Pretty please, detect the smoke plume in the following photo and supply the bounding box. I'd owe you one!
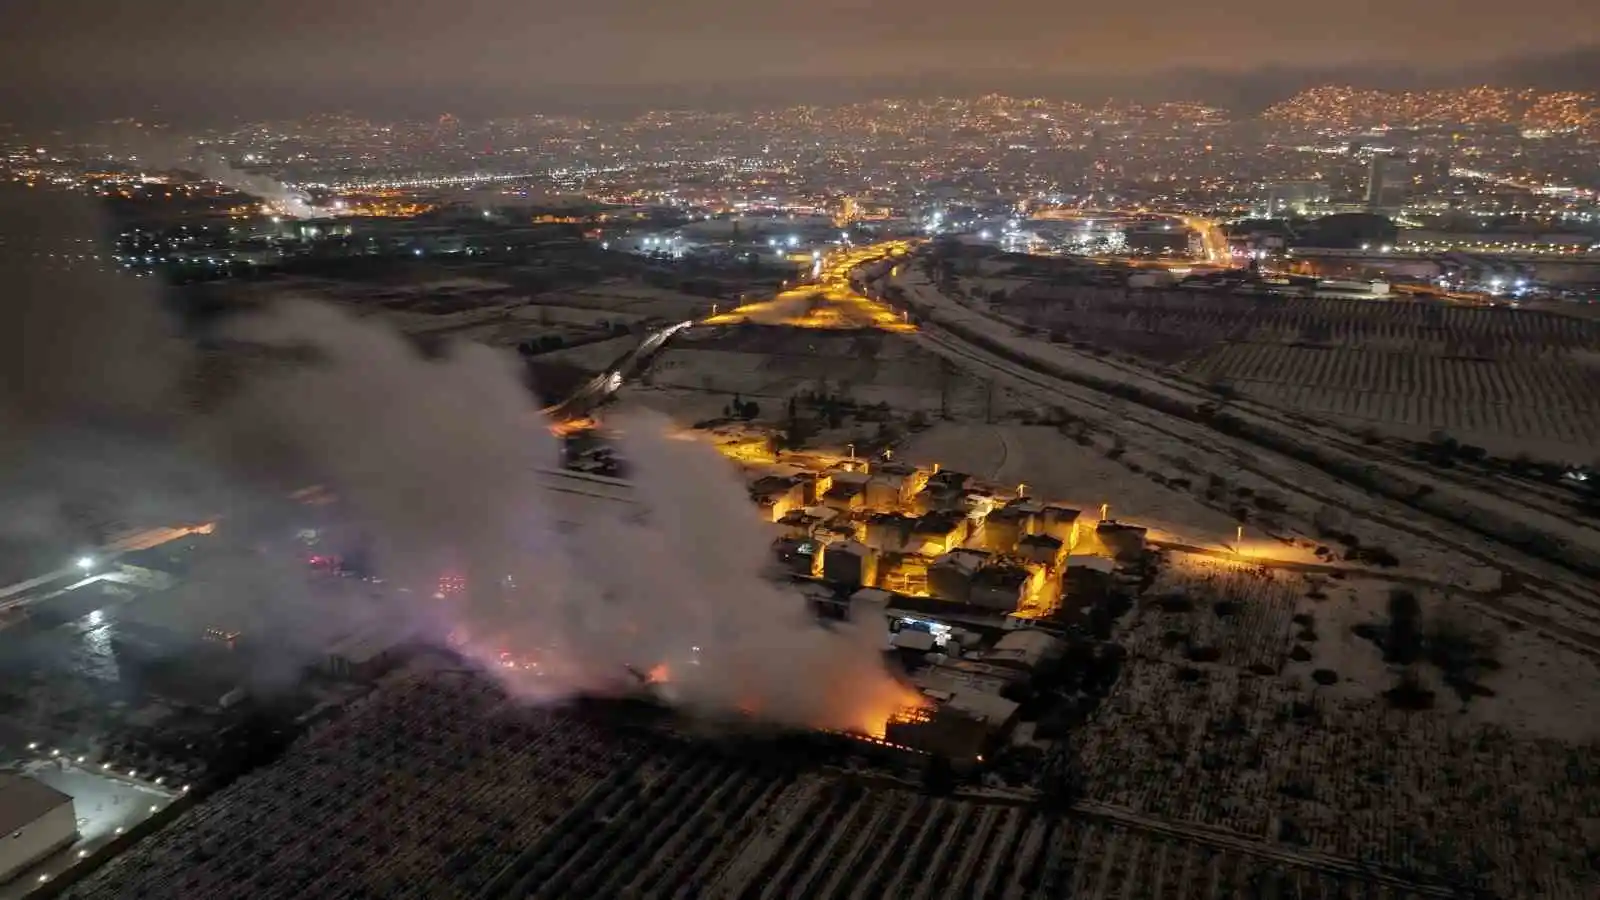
[194,152,325,219]
[0,185,914,734]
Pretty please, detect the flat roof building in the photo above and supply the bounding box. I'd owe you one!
[0,774,76,884]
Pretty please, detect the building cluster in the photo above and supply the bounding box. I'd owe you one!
[748,454,1146,623]
[11,86,1596,302]
[732,449,1154,760]
[1262,86,1600,133]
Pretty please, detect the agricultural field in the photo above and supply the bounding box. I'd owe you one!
[67,666,1458,900]
[1183,346,1600,457]
[900,422,1243,545]
[990,285,1600,458]
[210,266,722,356]
[1075,555,1600,898]
[481,763,1435,900]
[64,671,649,900]
[633,326,1019,422]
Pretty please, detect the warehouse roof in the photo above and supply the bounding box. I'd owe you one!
[0,773,72,837]
[986,630,1065,672]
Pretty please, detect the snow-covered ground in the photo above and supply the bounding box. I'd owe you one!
[901,423,1240,545]
[1094,554,1600,896]
[893,267,1600,628]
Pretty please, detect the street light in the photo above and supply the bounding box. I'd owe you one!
[847,443,855,459]
[76,556,95,572]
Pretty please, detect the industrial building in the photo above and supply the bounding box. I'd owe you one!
[0,774,76,883]
[1260,181,1331,217]
[1365,153,1410,212]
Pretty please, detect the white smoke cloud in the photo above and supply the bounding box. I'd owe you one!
[0,185,914,735]
[214,304,915,731]
[194,152,325,219]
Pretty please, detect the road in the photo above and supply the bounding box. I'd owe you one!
[703,241,917,331]
[542,319,693,429]
[546,241,919,432]
[1177,213,1232,267]
[1027,208,1234,269]
[882,263,1600,658]
[0,524,216,614]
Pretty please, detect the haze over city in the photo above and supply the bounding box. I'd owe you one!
[3,2,1600,119]
[1,4,1598,899]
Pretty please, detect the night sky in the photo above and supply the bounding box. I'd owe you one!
[3,1,1595,119]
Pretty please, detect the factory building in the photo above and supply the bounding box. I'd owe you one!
[978,506,1032,554]
[926,549,992,604]
[889,659,1023,761]
[749,475,805,522]
[821,540,878,588]
[1095,521,1149,562]
[1365,154,1410,212]
[0,775,76,884]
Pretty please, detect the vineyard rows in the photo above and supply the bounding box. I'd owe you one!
[1183,345,1600,447]
[64,667,1448,900]
[487,760,1439,900]
[66,674,648,900]
[1136,564,1303,671]
[1076,573,1600,899]
[1008,287,1600,356]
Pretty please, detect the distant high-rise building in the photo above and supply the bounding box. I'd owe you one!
[1260,181,1330,217]
[1365,153,1409,211]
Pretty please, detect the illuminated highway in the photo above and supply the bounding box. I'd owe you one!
[1028,207,1234,269]
[703,241,918,332]
[1178,213,1233,267]
[544,241,919,432]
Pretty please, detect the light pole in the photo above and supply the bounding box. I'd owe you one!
[847,443,855,460]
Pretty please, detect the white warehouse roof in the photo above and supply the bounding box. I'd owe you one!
[0,774,72,838]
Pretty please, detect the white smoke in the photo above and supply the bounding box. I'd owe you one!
[213,303,914,731]
[195,152,325,219]
[0,185,913,734]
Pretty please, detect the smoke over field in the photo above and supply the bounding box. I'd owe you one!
[0,185,914,734]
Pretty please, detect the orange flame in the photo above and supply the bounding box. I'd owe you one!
[844,682,932,739]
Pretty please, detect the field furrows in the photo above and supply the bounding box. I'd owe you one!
[66,671,1484,900]
[1185,344,1600,448]
[1008,288,1600,355]
[913,314,1600,657]
[1072,648,1600,898]
[67,675,648,900]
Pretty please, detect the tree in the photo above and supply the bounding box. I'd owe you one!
[1037,761,1083,814]
[922,755,957,795]
[740,400,760,420]
[1385,588,1423,664]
